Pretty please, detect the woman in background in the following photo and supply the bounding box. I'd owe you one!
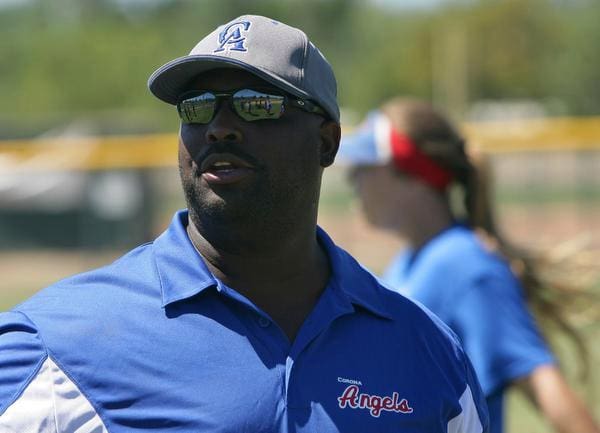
[337,97,599,433]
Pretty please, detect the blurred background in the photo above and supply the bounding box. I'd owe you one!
[1,0,599,430]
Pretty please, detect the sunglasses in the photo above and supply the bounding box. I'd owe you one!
[176,88,326,124]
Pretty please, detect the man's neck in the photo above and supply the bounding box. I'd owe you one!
[186,218,331,342]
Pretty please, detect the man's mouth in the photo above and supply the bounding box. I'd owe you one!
[199,153,255,185]
[208,161,237,172]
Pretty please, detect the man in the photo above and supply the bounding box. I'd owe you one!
[0,15,489,432]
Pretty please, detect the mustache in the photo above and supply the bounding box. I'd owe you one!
[193,142,262,169]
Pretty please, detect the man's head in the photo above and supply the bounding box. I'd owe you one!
[148,16,340,246]
[149,15,339,123]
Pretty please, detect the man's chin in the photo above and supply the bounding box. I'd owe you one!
[188,193,255,225]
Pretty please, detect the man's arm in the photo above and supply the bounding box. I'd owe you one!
[0,310,54,431]
[517,364,600,433]
[0,310,108,432]
[456,350,490,433]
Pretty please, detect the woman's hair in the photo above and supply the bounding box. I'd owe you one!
[381,97,592,379]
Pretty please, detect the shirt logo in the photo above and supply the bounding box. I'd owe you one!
[338,376,363,386]
[214,21,251,53]
[337,385,413,418]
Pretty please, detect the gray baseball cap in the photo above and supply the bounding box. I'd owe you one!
[148,15,339,123]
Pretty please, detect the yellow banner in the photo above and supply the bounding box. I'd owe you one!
[1,116,600,171]
[0,133,177,172]
[463,116,600,153]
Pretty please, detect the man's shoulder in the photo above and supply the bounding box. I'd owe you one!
[9,241,161,349]
[0,310,111,430]
[17,241,157,311]
[337,251,486,417]
[0,241,163,412]
[335,245,463,350]
[377,277,463,347]
[0,310,47,416]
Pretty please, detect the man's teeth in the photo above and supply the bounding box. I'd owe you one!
[212,162,233,169]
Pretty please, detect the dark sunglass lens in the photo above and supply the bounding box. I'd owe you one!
[232,89,284,121]
[177,93,217,124]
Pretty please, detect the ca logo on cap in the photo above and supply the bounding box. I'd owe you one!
[214,21,251,53]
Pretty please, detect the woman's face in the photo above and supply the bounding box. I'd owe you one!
[348,164,424,233]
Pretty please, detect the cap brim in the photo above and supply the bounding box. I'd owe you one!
[148,55,312,105]
[336,113,388,166]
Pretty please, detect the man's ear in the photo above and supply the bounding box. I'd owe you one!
[319,120,341,167]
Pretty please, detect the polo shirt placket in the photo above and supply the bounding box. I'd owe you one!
[209,270,359,413]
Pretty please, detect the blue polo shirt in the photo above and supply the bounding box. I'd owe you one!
[0,211,488,432]
[383,224,554,433]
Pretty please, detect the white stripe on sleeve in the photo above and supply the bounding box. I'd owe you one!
[447,384,484,433]
[0,356,108,433]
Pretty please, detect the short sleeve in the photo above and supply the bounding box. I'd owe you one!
[420,308,490,433]
[0,310,48,415]
[450,272,555,395]
[0,310,109,432]
[448,351,490,433]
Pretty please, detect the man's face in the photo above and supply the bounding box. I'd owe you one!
[178,68,336,233]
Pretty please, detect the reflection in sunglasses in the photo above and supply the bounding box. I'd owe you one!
[177,88,324,124]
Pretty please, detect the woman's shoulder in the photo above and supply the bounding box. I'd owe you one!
[425,225,509,273]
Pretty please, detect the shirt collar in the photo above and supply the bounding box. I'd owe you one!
[153,210,218,307]
[154,210,393,320]
[316,226,394,320]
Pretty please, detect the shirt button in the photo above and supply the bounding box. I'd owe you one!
[257,316,271,328]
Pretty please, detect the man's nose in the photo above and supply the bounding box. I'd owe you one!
[205,102,243,143]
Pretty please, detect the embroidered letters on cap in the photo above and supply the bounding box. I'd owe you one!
[214,21,251,53]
